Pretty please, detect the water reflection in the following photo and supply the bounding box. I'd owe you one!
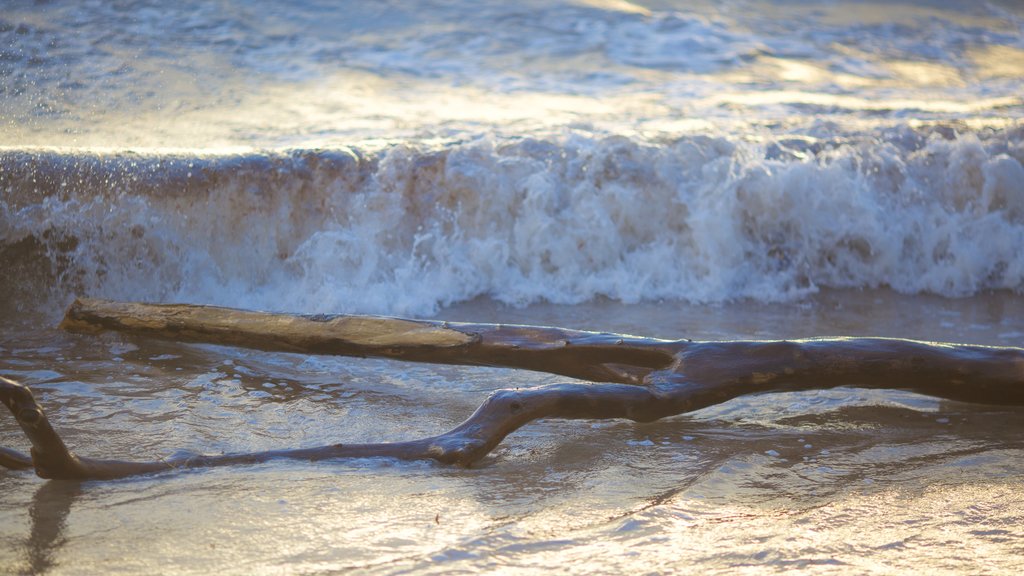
[25,481,81,575]
[3,291,1024,573]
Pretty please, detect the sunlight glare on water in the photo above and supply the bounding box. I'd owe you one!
[1,0,1023,573]
[3,293,1024,573]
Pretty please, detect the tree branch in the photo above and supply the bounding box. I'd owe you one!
[1,375,690,480]
[0,298,1021,481]
[61,298,678,384]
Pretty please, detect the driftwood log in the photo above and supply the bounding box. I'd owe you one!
[2,297,1023,481]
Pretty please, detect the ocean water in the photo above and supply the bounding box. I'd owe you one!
[2,0,1024,573]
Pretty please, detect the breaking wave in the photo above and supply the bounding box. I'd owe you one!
[3,123,1024,317]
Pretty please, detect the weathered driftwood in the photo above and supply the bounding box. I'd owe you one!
[2,297,1023,481]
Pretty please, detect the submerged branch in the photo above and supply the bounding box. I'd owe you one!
[0,298,1021,481]
[1,376,686,480]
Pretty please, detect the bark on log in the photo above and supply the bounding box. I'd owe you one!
[59,298,678,385]
[0,297,1021,481]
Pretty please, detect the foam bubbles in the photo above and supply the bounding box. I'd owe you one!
[2,125,1023,316]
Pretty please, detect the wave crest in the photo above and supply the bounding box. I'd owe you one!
[2,125,1023,316]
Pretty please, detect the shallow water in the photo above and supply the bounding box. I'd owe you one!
[2,290,1024,574]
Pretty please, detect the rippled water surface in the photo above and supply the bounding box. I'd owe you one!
[2,291,1024,574]
[2,0,1024,572]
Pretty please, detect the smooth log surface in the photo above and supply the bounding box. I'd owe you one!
[61,298,679,385]
[0,298,1020,480]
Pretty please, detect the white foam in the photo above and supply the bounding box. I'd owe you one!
[3,126,1023,316]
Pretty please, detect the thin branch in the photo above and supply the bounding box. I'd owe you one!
[1,375,687,480]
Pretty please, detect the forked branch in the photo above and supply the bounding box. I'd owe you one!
[0,298,1022,481]
[1,376,690,480]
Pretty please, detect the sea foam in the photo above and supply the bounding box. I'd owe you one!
[2,124,1023,316]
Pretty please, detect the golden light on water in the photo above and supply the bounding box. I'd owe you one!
[710,91,1021,115]
[2,0,1023,573]
[488,482,1024,573]
[970,45,1024,80]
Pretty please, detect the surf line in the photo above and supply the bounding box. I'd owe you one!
[2,297,1022,481]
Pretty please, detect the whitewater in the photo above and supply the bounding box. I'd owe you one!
[2,1,1024,574]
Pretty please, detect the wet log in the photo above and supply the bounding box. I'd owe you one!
[59,298,678,385]
[0,298,1021,480]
